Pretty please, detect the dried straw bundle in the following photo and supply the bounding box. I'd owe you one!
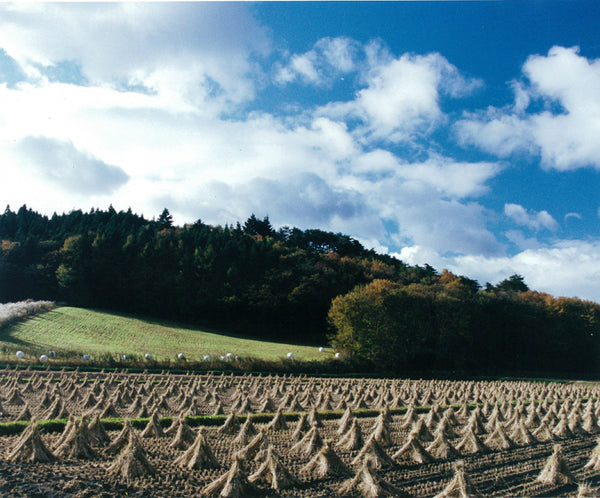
[54,415,77,450]
[106,419,136,455]
[338,456,404,497]
[551,414,575,440]
[409,418,434,443]
[54,418,97,459]
[266,408,288,431]
[455,426,488,455]
[392,432,433,464]
[233,416,258,445]
[218,413,241,435]
[483,424,514,451]
[107,433,155,484]
[434,460,480,498]
[201,455,260,497]
[6,417,55,463]
[400,404,419,429]
[307,406,324,428]
[370,414,393,447]
[582,410,599,434]
[336,417,364,451]
[291,426,324,457]
[584,438,600,471]
[248,445,300,490]
[532,420,556,442]
[87,412,111,446]
[140,409,165,438]
[351,433,396,470]
[169,416,196,450]
[426,432,460,461]
[509,419,537,446]
[301,440,351,479]
[577,482,597,497]
[42,397,69,420]
[291,412,311,441]
[434,415,458,439]
[537,444,576,485]
[14,401,32,422]
[337,407,354,434]
[6,387,25,406]
[175,428,219,470]
[234,429,266,461]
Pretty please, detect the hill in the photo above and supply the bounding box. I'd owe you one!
[0,306,332,363]
[1,205,599,377]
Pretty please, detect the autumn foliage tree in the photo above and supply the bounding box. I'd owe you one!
[329,273,600,376]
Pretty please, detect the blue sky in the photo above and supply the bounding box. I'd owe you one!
[1,2,600,301]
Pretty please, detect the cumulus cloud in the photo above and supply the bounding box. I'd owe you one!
[456,46,600,171]
[504,203,559,231]
[318,51,482,144]
[17,136,129,195]
[0,3,270,108]
[274,37,360,86]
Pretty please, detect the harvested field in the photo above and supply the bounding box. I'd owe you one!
[0,368,600,496]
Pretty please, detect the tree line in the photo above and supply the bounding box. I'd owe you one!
[328,273,600,377]
[1,205,598,377]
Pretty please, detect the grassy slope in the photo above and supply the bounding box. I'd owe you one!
[0,307,332,362]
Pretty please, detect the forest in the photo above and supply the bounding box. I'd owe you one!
[0,204,598,377]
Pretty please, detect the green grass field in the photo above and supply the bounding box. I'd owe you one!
[0,306,333,363]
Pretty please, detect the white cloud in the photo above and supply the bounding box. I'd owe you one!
[456,46,600,171]
[274,37,359,86]
[504,203,559,231]
[343,168,502,257]
[394,156,500,198]
[317,37,358,73]
[455,111,535,157]
[318,52,481,144]
[0,3,270,109]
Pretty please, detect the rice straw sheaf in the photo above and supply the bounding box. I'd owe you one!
[248,445,300,490]
[6,417,55,463]
[54,418,97,459]
[107,432,156,484]
[301,440,351,479]
[201,454,260,497]
[434,460,481,498]
[338,455,405,497]
[537,444,577,485]
[175,427,220,470]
